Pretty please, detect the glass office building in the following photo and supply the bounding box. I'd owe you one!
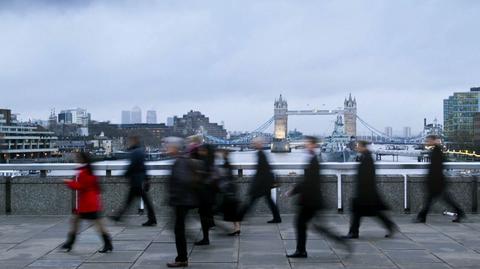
[443,87,480,144]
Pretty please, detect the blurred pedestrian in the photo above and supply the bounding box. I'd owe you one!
[415,135,465,223]
[61,152,113,253]
[344,140,397,239]
[217,149,241,236]
[189,139,217,246]
[238,137,282,223]
[286,136,347,258]
[165,137,199,268]
[110,135,157,226]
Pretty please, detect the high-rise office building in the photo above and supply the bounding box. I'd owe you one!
[58,108,90,126]
[474,112,480,147]
[385,126,393,137]
[403,127,411,138]
[146,110,157,124]
[0,109,12,125]
[444,87,480,144]
[131,106,142,124]
[121,110,131,124]
[166,117,174,127]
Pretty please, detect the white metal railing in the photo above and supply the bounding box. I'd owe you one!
[0,162,479,171]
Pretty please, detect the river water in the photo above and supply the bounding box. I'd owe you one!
[44,147,423,177]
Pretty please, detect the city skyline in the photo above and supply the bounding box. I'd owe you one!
[1,1,479,134]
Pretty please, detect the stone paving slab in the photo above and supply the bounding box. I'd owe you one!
[0,214,480,268]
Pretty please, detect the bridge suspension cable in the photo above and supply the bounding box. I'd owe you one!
[203,116,274,145]
[356,115,424,143]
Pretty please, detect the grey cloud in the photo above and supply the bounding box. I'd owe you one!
[0,1,479,135]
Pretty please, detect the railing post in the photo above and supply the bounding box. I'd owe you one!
[40,170,47,178]
[106,170,112,177]
[337,172,342,213]
[403,174,410,213]
[5,176,11,215]
[472,176,478,213]
[139,199,145,214]
[238,169,243,177]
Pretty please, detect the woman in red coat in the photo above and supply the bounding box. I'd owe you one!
[61,152,113,253]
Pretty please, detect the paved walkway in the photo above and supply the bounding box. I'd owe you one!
[1,214,480,268]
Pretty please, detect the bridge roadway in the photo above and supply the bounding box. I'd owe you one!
[1,214,480,268]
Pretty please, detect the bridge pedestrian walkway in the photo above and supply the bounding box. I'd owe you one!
[0,214,480,268]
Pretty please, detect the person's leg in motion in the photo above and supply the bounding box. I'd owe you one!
[62,215,81,252]
[416,193,435,223]
[112,187,137,221]
[265,193,281,223]
[376,211,398,238]
[346,210,361,239]
[140,189,157,226]
[167,206,189,268]
[442,191,466,222]
[195,206,210,245]
[93,218,113,253]
[238,196,257,222]
[288,207,315,257]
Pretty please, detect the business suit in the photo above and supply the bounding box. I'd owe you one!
[416,145,465,222]
[239,150,281,222]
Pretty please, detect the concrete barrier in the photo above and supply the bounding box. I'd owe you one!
[2,175,478,215]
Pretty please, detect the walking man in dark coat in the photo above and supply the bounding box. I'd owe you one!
[344,140,397,239]
[415,135,465,223]
[287,136,347,258]
[111,136,157,226]
[164,137,199,268]
[239,137,282,223]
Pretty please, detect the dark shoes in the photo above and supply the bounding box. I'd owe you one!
[61,233,76,252]
[99,233,113,253]
[267,219,282,224]
[286,251,308,258]
[99,244,113,253]
[452,213,466,223]
[142,220,157,227]
[167,261,188,268]
[413,216,426,223]
[194,239,210,246]
[228,230,241,236]
[61,243,73,252]
[109,216,121,222]
[342,233,359,239]
[385,225,400,238]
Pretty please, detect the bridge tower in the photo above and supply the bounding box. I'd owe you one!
[344,93,357,137]
[271,94,290,152]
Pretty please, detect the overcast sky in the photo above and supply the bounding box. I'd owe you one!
[1,0,479,136]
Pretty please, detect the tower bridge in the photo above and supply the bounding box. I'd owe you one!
[271,94,357,152]
[202,94,424,148]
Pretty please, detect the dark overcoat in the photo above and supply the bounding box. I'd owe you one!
[353,151,388,214]
[426,145,446,195]
[248,150,275,198]
[291,154,323,209]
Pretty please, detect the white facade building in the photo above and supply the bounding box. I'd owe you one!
[58,108,90,126]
